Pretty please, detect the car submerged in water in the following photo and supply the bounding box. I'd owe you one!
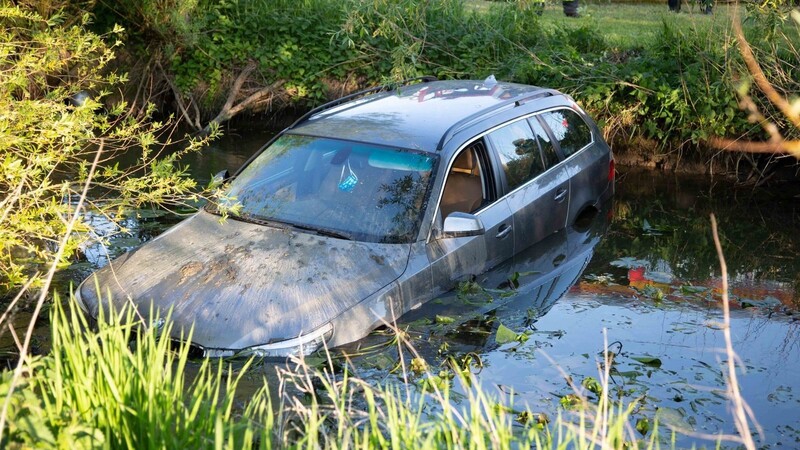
[76,77,614,357]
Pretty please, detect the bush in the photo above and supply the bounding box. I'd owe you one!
[0,5,215,296]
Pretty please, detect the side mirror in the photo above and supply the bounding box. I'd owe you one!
[441,212,485,238]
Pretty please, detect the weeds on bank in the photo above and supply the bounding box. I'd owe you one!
[0,294,270,448]
[0,291,652,449]
[2,289,757,449]
[0,210,758,449]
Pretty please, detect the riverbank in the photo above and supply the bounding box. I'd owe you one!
[92,0,799,178]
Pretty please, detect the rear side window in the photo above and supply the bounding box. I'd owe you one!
[486,120,547,191]
[540,109,592,157]
[528,117,559,167]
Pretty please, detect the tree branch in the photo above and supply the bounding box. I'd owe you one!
[708,136,800,158]
[201,62,285,136]
[156,60,202,131]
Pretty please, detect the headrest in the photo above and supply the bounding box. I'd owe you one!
[451,149,478,175]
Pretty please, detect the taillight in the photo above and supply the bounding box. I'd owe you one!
[608,158,615,182]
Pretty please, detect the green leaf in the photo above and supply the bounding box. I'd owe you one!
[635,417,651,436]
[495,324,518,345]
[631,355,663,368]
[435,315,455,325]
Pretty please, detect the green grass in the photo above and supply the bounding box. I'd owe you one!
[1,295,675,449]
[467,1,738,48]
[1,296,272,449]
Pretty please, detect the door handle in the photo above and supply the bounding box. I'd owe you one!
[554,188,568,203]
[496,224,512,239]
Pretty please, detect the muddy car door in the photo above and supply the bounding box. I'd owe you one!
[427,138,515,297]
[486,116,570,255]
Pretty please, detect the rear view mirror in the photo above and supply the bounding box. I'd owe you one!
[442,212,485,238]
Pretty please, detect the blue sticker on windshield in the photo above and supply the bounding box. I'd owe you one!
[338,162,358,192]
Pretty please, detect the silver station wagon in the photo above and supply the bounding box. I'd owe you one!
[77,77,615,357]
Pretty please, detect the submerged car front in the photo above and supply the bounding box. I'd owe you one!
[77,134,438,357]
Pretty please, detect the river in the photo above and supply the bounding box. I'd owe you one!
[5,127,799,447]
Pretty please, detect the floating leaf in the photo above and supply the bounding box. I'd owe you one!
[679,284,708,295]
[133,208,168,219]
[614,370,643,379]
[581,376,603,396]
[303,356,327,368]
[631,356,663,368]
[495,324,518,345]
[739,296,782,309]
[435,315,455,325]
[646,271,673,284]
[610,257,648,269]
[655,406,693,431]
[559,394,582,410]
[636,417,651,436]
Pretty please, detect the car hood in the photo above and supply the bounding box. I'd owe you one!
[78,210,411,350]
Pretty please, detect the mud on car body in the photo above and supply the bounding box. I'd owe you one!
[77,77,614,357]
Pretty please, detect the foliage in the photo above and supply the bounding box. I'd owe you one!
[0,4,216,295]
[1,295,271,449]
[337,0,549,81]
[92,0,800,163]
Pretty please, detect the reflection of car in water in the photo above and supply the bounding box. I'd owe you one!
[76,77,614,358]
[394,204,611,350]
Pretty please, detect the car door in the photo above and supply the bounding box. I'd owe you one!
[485,116,570,255]
[426,138,515,296]
[538,108,607,224]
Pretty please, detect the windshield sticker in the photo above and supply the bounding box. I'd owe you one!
[338,160,358,192]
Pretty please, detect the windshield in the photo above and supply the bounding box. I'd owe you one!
[217,134,437,243]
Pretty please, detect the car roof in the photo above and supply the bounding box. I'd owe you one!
[289,79,561,153]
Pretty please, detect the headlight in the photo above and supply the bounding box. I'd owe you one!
[203,323,334,358]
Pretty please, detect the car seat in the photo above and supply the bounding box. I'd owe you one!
[440,149,483,219]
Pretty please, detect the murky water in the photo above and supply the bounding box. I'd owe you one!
[5,127,800,447]
[332,168,800,448]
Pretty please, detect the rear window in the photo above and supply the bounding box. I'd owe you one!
[540,109,592,157]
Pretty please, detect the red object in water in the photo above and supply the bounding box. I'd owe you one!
[628,267,646,282]
[608,158,615,182]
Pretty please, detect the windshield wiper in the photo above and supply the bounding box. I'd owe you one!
[289,224,353,241]
[229,213,289,230]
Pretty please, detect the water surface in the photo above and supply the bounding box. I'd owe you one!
[5,128,800,447]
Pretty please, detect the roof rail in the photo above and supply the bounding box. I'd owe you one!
[288,76,438,129]
[436,88,559,151]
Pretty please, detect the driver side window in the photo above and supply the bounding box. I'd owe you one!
[439,140,492,219]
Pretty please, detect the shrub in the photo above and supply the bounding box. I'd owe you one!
[0,4,215,296]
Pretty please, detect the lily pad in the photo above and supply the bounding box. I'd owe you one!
[495,324,518,345]
[655,406,693,431]
[133,209,168,220]
[739,296,782,309]
[631,356,663,368]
